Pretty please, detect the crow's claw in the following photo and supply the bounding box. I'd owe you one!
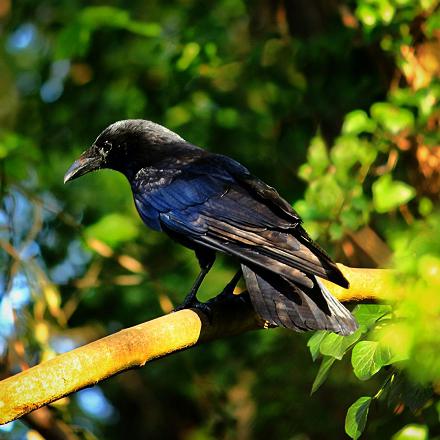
[173,299,213,322]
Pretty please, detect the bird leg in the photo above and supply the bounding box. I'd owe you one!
[174,257,215,311]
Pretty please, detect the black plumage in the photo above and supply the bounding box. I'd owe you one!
[64,119,358,335]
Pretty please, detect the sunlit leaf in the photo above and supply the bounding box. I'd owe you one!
[307,330,327,361]
[342,110,376,135]
[377,323,411,366]
[420,0,438,9]
[345,396,372,440]
[372,174,416,213]
[176,42,201,71]
[418,197,433,216]
[352,304,392,330]
[417,254,440,285]
[307,136,329,176]
[297,164,313,182]
[392,424,428,440]
[85,213,139,247]
[356,4,378,28]
[307,175,344,217]
[319,329,362,360]
[330,135,376,173]
[377,1,395,24]
[351,340,393,380]
[370,103,414,134]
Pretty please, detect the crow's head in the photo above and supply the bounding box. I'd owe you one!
[64,119,186,183]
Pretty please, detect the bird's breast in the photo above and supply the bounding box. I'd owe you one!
[132,192,163,232]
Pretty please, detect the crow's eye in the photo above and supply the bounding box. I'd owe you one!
[103,140,112,148]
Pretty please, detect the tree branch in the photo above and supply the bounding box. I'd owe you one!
[0,264,392,425]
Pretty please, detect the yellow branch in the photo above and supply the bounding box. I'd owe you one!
[0,265,392,425]
[322,264,394,302]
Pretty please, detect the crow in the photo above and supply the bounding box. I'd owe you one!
[64,119,358,335]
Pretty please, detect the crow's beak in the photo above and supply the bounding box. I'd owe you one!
[64,153,103,184]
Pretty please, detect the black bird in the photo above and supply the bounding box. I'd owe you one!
[64,120,358,335]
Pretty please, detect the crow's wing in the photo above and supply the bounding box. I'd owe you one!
[133,158,357,334]
[132,156,348,289]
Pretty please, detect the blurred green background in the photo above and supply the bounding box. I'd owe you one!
[1,0,439,439]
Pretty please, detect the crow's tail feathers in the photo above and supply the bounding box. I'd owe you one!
[241,264,358,335]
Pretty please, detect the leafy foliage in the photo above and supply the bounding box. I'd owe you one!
[0,0,439,438]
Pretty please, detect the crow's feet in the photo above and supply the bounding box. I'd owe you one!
[173,299,213,322]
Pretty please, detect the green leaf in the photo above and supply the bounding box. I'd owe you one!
[340,209,362,231]
[377,1,395,24]
[392,424,428,440]
[307,136,329,175]
[307,331,327,361]
[311,356,336,394]
[356,4,378,28]
[372,174,416,213]
[176,42,201,71]
[55,7,161,58]
[166,105,192,127]
[216,108,239,128]
[125,21,162,37]
[352,305,392,330]
[307,175,344,217]
[425,10,440,37]
[345,396,372,440]
[292,199,318,220]
[351,341,393,380]
[417,254,440,284]
[370,102,414,134]
[329,222,344,240]
[420,0,438,9]
[79,6,161,37]
[418,197,433,216]
[81,6,131,28]
[297,164,313,182]
[0,131,35,159]
[85,213,139,247]
[330,136,376,174]
[342,110,376,135]
[319,329,362,360]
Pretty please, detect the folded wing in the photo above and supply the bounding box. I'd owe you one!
[133,155,357,334]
